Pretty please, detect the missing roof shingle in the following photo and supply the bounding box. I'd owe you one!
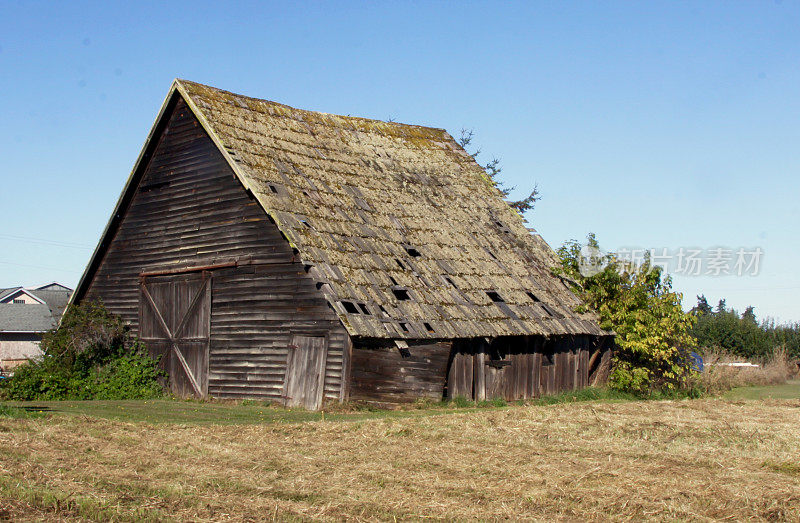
[399,322,409,332]
[393,288,411,301]
[486,291,504,303]
[341,301,360,314]
[395,259,406,270]
[357,303,371,315]
[301,220,312,228]
[444,276,458,289]
[423,322,435,333]
[540,304,558,317]
[378,305,389,316]
[405,246,421,257]
[526,291,541,302]
[388,276,398,286]
[268,184,278,193]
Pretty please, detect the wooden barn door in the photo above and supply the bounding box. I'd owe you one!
[139,272,211,399]
[284,335,327,410]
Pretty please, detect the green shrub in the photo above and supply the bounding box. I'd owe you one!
[0,302,165,401]
[556,234,698,396]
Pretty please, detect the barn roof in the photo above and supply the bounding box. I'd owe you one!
[75,79,606,340]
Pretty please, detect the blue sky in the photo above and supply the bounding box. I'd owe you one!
[1,1,798,322]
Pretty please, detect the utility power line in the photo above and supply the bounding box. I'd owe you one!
[0,234,93,250]
[0,261,82,274]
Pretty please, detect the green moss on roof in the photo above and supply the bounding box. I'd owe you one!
[175,79,606,340]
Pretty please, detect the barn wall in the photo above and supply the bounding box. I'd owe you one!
[349,341,452,403]
[347,335,608,405]
[447,335,601,401]
[82,96,347,402]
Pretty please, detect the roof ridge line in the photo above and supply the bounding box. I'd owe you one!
[174,78,450,135]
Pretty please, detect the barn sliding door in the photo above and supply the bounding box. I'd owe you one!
[139,272,211,399]
[284,335,327,410]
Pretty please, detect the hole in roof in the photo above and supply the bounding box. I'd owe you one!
[301,220,312,228]
[444,276,458,289]
[393,289,411,301]
[424,322,435,333]
[303,264,313,273]
[389,276,398,286]
[396,259,406,270]
[341,301,360,314]
[398,347,411,358]
[486,291,504,303]
[541,304,557,317]
[269,185,278,193]
[526,291,541,302]
[358,303,371,315]
[302,191,310,196]
[405,246,421,257]
[399,322,409,332]
[378,305,389,316]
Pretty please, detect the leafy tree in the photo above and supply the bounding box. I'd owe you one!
[0,301,164,400]
[458,129,540,214]
[556,234,698,395]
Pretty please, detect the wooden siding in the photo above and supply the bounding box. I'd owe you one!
[447,335,599,401]
[349,341,452,403]
[82,95,347,403]
[348,335,606,405]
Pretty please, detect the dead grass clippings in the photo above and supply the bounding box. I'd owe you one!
[0,397,798,521]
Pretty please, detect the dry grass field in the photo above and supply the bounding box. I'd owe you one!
[1,390,799,521]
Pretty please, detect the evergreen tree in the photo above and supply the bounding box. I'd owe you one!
[693,295,712,315]
[458,129,540,215]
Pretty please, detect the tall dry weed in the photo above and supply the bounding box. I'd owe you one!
[697,346,797,395]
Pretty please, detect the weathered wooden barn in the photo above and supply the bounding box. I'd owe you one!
[72,80,612,409]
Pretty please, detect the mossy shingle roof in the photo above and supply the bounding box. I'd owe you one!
[174,80,606,340]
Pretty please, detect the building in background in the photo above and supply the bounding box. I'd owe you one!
[0,283,72,373]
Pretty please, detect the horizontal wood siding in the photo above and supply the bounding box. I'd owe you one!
[83,96,347,403]
[209,265,345,401]
[349,341,451,403]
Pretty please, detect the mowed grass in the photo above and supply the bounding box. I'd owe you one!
[725,378,800,401]
[1,388,799,521]
[0,387,637,425]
